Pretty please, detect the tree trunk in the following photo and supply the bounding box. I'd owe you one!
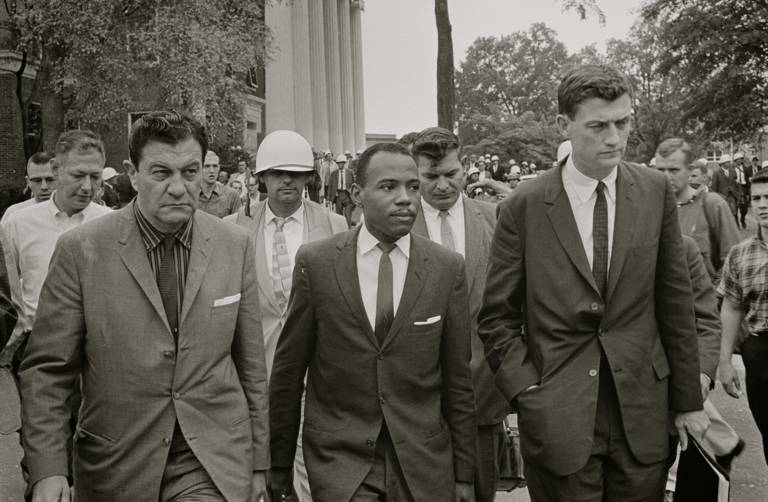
[435,0,454,130]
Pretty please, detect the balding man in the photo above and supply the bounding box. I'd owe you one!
[1,152,57,224]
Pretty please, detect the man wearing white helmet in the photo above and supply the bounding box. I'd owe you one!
[226,130,346,502]
[331,154,355,224]
[197,150,241,218]
[711,154,739,219]
[489,154,507,182]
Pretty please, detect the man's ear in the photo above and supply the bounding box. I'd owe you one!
[124,160,138,191]
[51,158,60,177]
[350,183,363,207]
[556,114,571,139]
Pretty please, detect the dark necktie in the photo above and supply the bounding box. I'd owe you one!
[375,242,396,345]
[158,234,179,338]
[592,181,608,297]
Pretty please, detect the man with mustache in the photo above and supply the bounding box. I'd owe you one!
[269,142,477,502]
[1,152,57,224]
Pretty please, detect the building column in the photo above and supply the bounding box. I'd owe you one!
[338,0,356,154]
[323,0,344,156]
[291,0,313,144]
[308,0,329,152]
[265,1,295,132]
[350,1,366,151]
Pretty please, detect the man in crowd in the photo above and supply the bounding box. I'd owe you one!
[688,159,710,191]
[1,152,56,224]
[19,111,269,502]
[228,129,346,501]
[217,170,229,185]
[99,167,121,209]
[718,167,768,466]
[320,151,339,207]
[230,159,250,198]
[654,138,740,280]
[479,65,708,501]
[489,155,507,182]
[332,154,355,224]
[711,154,739,219]
[734,152,752,229]
[269,142,476,502]
[411,127,511,502]
[198,150,241,218]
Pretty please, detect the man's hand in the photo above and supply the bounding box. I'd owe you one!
[700,373,712,400]
[719,361,742,398]
[268,467,292,502]
[455,481,475,502]
[466,179,513,196]
[31,475,70,502]
[250,471,267,501]
[674,410,710,451]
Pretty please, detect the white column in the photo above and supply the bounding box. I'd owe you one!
[323,0,344,156]
[350,1,366,151]
[308,0,329,152]
[338,0,356,154]
[292,0,313,144]
[265,1,295,132]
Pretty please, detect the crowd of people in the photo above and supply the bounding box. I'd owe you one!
[0,63,767,502]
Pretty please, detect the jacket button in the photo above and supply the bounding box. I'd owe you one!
[589,369,598,377]
[366,439,375,447]
[163,351,174,359]
[598,329,605,337]
[379,394,386,404]
[590,303,600,311]
[163,437,171,446]
[173,392,181,400]
[377,353,384,361]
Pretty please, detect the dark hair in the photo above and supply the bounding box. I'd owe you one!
[354,142,413,187]
[751,168,768,186]
[397,132,420,152]
[27,152,54,171]
[411,127,461,167]
[656,138,694,167]
[129,110,208,168]
[558,65,633,118]
[54,130,105,159]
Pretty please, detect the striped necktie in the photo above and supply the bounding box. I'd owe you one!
[272,217,293,311]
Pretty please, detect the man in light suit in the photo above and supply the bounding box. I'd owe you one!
[20,111,269,502]
[410,127,511,502]
[269,142,477,502]
[479,65,709,501]
[226,130,346,502]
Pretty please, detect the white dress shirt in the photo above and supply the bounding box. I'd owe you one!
[357,222,410,331]
[0,198,37,225]
[420,196,466,258]
[264,202,305,273]
[561,155,617,270]
[2,195,111,330]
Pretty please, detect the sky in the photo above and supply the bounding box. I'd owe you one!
[361,0,645,137]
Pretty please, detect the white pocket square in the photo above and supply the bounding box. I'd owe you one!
[213,293,241,307]
[413,315,441,326]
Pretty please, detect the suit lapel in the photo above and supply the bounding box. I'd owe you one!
[116,204,173,338]
[605,164,637,302]
[411,208,429,239]
[179,212,212,325]
[250,202,282,314]
[334,228,378,347]
[382,236,427,350]
[462,199,485,292]
[305,202,330,242]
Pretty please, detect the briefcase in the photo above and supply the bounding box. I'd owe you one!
[497,414,526,491]
[674,437,730,502]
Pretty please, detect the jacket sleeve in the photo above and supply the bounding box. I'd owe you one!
[708,194,741,269]
[232,235,270,470]
[684,237,720,382]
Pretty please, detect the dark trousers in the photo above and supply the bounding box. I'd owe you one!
[160,425,225,502]
[350,426,414,502]
[737,185,750,226]
[741,335,768,465]
[525,357,670,502]
[475,422,505,502]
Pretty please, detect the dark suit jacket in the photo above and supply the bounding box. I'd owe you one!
[270,228,477,502]
[479,161,702,476]
[711,166,738,200]
[489,164,509,182]
[412,198,511,426]
[19,204,269,502]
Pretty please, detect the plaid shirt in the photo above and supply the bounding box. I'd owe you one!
[717,233,768,336]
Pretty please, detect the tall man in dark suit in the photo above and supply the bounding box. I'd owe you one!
[411,127,510,502]
[269,142,477,502]
[478,65,709,501]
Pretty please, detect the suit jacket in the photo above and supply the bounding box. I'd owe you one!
[270,229,477,502]
[412,197,511,425]
[711,166,738,200]
[19,203,269,502]
[227,199,347,375]
[489,164,509,182]
[479,161,702,476]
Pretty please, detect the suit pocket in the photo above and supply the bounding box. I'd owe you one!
[75,426,115,444]
[652,356,670,380]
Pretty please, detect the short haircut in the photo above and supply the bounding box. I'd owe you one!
[129,110,208,168]
[558,65,633,118]
[397,132,420,152]
[656,138,694,167]
[690,163,709,178]
[27,152,54,171]
[54,130,105,160]
[411,127,461,167]
[354,142,413,187]
[751,168,768,186]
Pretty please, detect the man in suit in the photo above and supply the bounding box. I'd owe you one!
[479,65,709,501]
[226,130,346,502]
[269,142,477,502]
[411,127,511,502]
[711,154,739,219]
[734,152,752,229]
[19,111,269,502]
[489,155,508,182]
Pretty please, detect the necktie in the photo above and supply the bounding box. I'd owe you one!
[592,181,608,297]
[375,242,396,345]
[158,234,179,338]
[438,210,456,252]
[272,217,293,312]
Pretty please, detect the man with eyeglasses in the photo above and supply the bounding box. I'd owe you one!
[1,153,57,224]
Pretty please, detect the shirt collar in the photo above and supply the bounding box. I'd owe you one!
[564,155,618,204]
[133,203,193,251]
[421,195,464,218]
[48,192,95,220]
[358,221,411,259]
[265,201,304,227]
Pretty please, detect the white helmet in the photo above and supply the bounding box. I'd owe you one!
[719,154,732,164]
[255,130,314,174]
[491,155,499,161]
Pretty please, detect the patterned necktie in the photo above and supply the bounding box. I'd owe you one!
[272,217,293,312]
[158,234,179,338]
[375,242,396,345]
[438,210,456,252]
[592,181,608,297]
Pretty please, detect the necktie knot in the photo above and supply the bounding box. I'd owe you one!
[595,181,606,194]
[377,241,396,254]
[161,234,175,259]
[274,217,287,231]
